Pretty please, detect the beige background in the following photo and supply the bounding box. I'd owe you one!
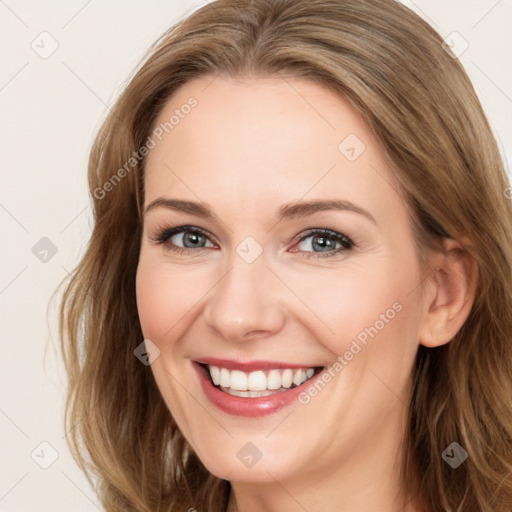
[1,0,511,510]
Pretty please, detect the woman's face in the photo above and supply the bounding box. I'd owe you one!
[136,75,429,486]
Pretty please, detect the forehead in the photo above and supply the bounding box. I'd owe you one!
[143,75,405,225]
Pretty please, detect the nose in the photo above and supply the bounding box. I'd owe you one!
[202,254,286,342]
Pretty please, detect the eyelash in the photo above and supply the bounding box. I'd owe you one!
[150,224,357,259]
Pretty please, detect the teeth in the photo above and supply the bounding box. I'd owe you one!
[293,369,305,386]
[281,369,293,388]
[230,370,248,391]
[226,388,278,398]
[267,369,282,390]
[210,366,220,386]
[206,365,318,394]
[248,370,267,391]
[219,368,230,388]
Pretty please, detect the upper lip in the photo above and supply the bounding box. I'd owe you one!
[194,357,323,372]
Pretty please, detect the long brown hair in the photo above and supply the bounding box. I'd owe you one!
[52,0,512,510]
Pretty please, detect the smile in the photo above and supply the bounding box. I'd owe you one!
[206,365,317,397]
[193,358,324,417]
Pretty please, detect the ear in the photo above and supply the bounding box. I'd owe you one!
[418,237,479,348]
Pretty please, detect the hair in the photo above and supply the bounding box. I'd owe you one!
[51,0,512,510]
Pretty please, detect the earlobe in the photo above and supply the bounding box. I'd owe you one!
[418,237,479,348]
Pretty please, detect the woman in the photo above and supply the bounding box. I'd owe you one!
[55,0,512,510]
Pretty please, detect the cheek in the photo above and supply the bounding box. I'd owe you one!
[299,277,402,353]
[135,257,200,341]
[283,253,421,360]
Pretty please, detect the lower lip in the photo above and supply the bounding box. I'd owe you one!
[193,362,323,417]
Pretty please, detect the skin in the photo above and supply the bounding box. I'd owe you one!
[135,74,478,512]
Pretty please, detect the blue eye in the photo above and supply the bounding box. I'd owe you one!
[293,229,354,258]
[151,225,355,258]
[154,225,215,253]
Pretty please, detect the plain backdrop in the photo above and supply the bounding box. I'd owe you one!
[1,1,511,510]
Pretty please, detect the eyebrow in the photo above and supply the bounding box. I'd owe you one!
[143,197,377,225]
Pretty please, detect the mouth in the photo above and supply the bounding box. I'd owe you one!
[192,357,326,416]
[197,362,324,398]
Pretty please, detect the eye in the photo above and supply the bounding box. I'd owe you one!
[152,225,216,254]
[291,228,355,258]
